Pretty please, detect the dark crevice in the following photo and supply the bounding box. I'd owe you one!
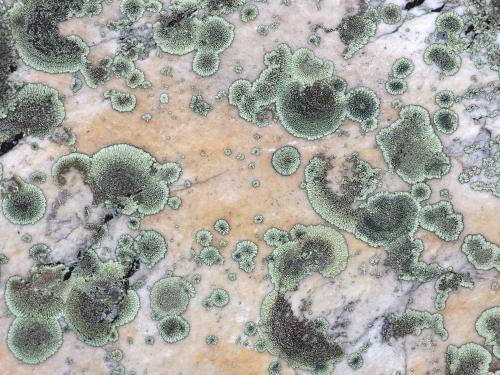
[404,0,425,11]
[124,259,140,280]
[103,213,114,224]
[63,265,74,281]
[0,133,24,156]
[432,3,446,12]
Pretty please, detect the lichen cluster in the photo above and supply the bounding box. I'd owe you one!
[229,44,380,139]
[0,0,499,373]
[153,4,235,77]
[150,275,194,343]
[424,11,464,76]
[52,144,182,218]
[5,246,142,363]
[458,135,500,197]
[256,224,348,373]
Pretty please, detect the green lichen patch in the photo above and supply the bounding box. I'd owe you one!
[149,276,195,319]
[134,229,168,268]
[376,105,450,184]
[240,4,259,23]
[433,109,459,134]
[271,145,301,176]
[345,87,380,131]
[104,90,137,112]
[382,308,448,341]
[8,0,97,74]
[153,9,234,78]
[5,264,68,320]
[475,307,500,359]
[461,234,500,272]
[435,90,455,108]
[304,154,381,232]
[385,78,407,96]
[228,44,354,139]
[338,8,378,59]
[424,43,461,76]
[434,271,474,311]
[157,315,190,343]
[2,177,46,225]
[64,255,140,347]
[203,288,230,308]
[446,342,495,375]
[390,57,414,79]
[258,291,343,374]
[381,4,401,25]
[0,83,65,143]
[418,201,464,241]
[7,317,63,364]
[232,240,258,273]
[52,144,181,217]
[267,224,348,292]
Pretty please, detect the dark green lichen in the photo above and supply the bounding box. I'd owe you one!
[104,90,137,112]
[7,317,63,364]
[267,224,348,291]
[381,4,401,25]
[244,321,258,336]
[53,144,181,217]
[195,229,213,247]
[192,50,220,77]
[153,11,234,77]
[8,0,98,74]
[2,177,46,225]
[433,109,459,134]
[461,234,500,271]
[157,315,190,343]
[435,90,455,108]
[240,4,259,23]
[382,308,448,341]
[384,237,443,282]
[434,271,474,310]
[338,8,378,59]
[435,11,464,39]
[475,307,500,359]
[134,229,168,268]
[446,342,495,375]
[410,182,432,202]
[206,334,219,345]
[204,288,230,308]
[149,276,195,319]
[276,78,346,140]
[345,86,380,131]
[304,154,381,233]
[258,291,343,374]
[385,78,407,96]
[64,254,140,347]
[0,83,65,143]
[232,240,258,272]
[228,44,351,138]
[214,218,230,235]
[5,264,67,319]
[424,44,461,76]
[120,0,145,22]
[376,105,450,184]
[391,57,414,79]
[418,201,464,241]
[355,192,420,248]
[271,145,301,176]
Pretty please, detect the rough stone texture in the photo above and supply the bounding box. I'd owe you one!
[0,0,499,374]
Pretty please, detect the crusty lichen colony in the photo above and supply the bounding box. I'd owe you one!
[0,0,498,374]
